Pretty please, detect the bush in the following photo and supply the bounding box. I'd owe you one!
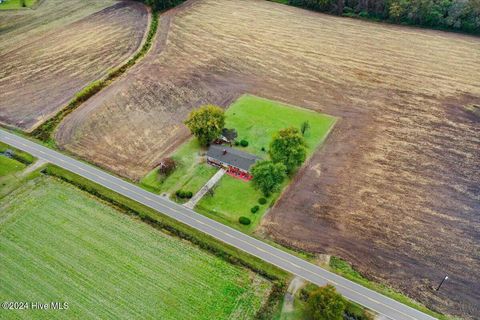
[157,157,176,176]
[234,140,240,146]
[261,147,266,152]
[240,139,249,147]
[238,216,251,225]
[258,198,267,205]
[176,190,189,198]
[185,191,193,199]
[250,205,260,213]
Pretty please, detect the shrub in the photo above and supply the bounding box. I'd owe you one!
[238,216,251,225]
[157,157,176,176]
[240,139,249,147]
[234,140,240,146]
[185,191,193,198]
[261,147,266,152]
[176,190,188,198]
[258,198,267,205]
[251,205,260,213]
[304,285,346,320]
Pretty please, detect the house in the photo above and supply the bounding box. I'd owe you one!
[206,145,260,180]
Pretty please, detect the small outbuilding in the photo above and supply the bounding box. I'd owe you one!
[206,145,260,180]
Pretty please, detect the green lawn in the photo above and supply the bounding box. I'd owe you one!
[225,95,336,158]
[0,0,37,10]
[0,142,36,165]
[140,94,335,230]
[0,177,272,319]
[0,155,25,176]
[140,138,218,198]
[197,95,336,231]
[196,175,278,232]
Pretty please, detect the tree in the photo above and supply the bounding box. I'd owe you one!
[144,0,184,10]
[251,160,286,197]
[157,157,176,176]
[301,120,311,136]
[304,285,346,320]
[269,127,307,173]
[184,105,225,146]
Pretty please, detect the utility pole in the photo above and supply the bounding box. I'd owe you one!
[436,275,448,291]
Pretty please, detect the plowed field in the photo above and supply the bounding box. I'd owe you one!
[56,0,480,317]
[0,0,148,131]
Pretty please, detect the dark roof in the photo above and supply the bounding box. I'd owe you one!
[207,145,260,171]
[221,128,238,141]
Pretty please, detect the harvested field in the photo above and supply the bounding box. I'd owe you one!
[0,0,148,131]
[0,177,273,319]
[56,0,480,317]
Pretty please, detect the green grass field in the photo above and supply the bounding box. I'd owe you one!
[0,177,273,319]
[196,95,336,230]
[0,0,37,10]
[225,95,336,158]
[196,175,284,232]
[141,95,335,230]
[140,138,218,198]
[0,155,25,176]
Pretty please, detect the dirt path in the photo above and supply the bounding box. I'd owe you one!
[281,276,306,314]
[21,159,47,176]
[184,168,224,209]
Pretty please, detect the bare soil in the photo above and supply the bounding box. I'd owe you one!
[56,0,479,317]
[0,0,148,131]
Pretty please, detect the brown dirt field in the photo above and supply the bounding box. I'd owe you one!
[56,0,479,317]
[0,0,149,131]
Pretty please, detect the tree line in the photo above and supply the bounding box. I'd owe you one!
[287,0,480,33]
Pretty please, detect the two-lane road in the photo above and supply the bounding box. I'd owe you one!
[0,129,437,320]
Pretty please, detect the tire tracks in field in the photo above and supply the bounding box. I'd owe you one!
[55,0,198,148]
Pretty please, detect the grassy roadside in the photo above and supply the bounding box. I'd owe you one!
[0,141,36,164]
[31,9,159,146]
[327,257,452,320]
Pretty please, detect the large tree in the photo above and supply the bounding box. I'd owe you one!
[184,105,225,146]
[269,127,307,173]
[143,0,184,10]
[251,161,286,197]
[304,285,346,320]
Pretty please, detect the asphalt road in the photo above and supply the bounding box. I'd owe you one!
[0,129,437,320]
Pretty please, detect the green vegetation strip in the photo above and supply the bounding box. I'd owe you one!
[0,0,37,10]
[0,141,36,164]
[43,164,287,318]
[0,177,273,319]
[31,10,159,144]
[0,157,25,176]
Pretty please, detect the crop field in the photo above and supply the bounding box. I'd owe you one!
[0,0,148,131]
[55,0,479,317]
[0,177,272,319]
